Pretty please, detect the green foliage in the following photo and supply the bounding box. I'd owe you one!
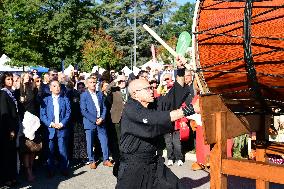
[0,0,195,71]
[1,0,100,69]
[156,2,195,63]
[0,0,4,56]
[156,36,177,65]
[233,134,249,159]
[41,0,100,69]
[1,0,44,66]
[81,28,123,71]
[99,0,176,67]
[167,2,195,38]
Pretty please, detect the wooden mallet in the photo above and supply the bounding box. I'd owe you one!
[143,24,207,94]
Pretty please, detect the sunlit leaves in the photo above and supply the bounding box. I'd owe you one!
[82,28,123,71]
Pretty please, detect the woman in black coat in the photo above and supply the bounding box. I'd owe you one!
[0,72,20,187]
[18,72,40,182]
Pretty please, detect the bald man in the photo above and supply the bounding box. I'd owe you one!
[115,79,190,189]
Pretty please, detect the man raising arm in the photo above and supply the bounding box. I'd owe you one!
[116,79,193,189]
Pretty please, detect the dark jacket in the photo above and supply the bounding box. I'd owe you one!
[0,90,19,183]
[106,81,126,124]
[18,86,40,118]
[116,98,180,189]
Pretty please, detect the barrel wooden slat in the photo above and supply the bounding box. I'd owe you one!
[194,0,284,109]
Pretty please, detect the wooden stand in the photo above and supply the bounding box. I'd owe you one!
[200,95,284,189]
[210,112,228,189]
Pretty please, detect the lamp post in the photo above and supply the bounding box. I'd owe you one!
[133,3,137,68]
[130,48,133,71]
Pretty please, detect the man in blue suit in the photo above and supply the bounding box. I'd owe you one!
[80,76,113,169]
[40,80,71,177]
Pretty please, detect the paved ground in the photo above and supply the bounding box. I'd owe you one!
[5,160,209,189]
[2,158,284,189]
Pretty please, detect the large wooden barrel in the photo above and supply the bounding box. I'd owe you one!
[192,0,284,114]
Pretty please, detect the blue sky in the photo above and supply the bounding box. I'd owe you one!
[176,0,196,5]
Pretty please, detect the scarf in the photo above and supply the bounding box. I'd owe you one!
[1,87,18,112]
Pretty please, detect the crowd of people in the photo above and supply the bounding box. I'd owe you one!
[0,56,210,188]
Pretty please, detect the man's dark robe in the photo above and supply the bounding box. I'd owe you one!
[116,98,181,189]
[0,90,19,183]
[157,81,194,112]
[155,82,194,155]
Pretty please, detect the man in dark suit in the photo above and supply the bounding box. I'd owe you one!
[39,69,66,99]
[80,77,113,169]
[40,80,71,177]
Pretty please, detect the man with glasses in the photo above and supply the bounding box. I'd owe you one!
[33,75,42,89]
[116,78,193,189]
[40,80,71,177]
[110,70,116,82]
[80,77,113,169]
[157,58,194,167]
[39,69,66,99]
[105,74,128,173]
[137,70,149,80]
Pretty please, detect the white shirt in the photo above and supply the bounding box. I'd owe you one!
[52,94,60,124]
[89,90,100,118]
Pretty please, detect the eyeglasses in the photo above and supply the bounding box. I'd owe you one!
[149,81,157,85]
[136,86,153,92]
[118,80,126,84]
[140,75,148,79]
[164,78,170,81]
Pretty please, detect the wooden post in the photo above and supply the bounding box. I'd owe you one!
[210,111,228,189]
[255,115,270,189]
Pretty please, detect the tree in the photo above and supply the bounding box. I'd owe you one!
[155,2,195,64]
[81,28,123,72]
[35,0,101,69]
[165,2,195,39]
[1,0,101,69]
[156,36,177,65]
[0,0,4,56]
[1,0,44,66]
[99,0,176,67]
[0,0,195,71]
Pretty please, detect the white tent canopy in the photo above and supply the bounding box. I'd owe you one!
[64,64,74,76]
[92,65,99,73]
[132,66,141,76]
[98,67,105,75]
[91,65,106,75]
[121,66,132,76]
[141,60,163,71]
[0,54,23,72]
